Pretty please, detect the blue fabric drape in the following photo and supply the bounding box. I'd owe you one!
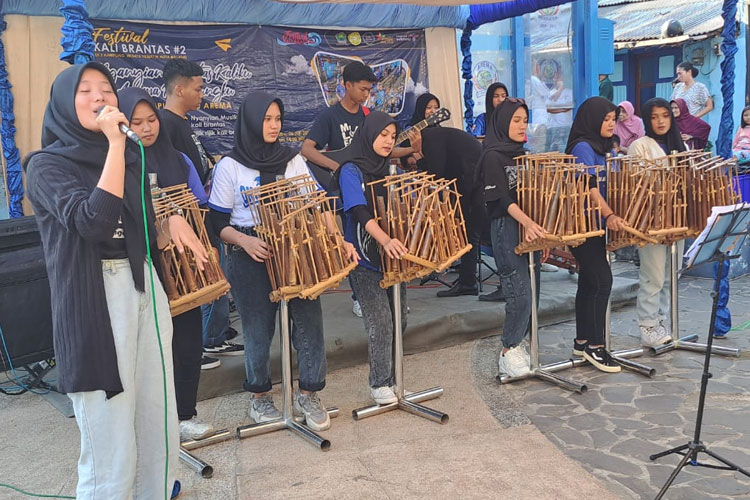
[716,0,738,159]
[713,260,731,336]
[460,28,475,133]
[466,0,574,30]
[59,0,95,65]
[0,15,23,218]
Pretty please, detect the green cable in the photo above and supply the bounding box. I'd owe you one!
[138,140,170,500]
[0,484,75,499]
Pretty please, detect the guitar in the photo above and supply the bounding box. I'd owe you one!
[305,107,452,192]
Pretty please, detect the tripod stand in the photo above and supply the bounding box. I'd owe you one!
[649,204,750,499]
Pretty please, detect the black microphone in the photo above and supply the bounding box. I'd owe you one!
[96,106,141,144]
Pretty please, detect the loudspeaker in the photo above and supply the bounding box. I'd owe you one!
[0,216,54,370]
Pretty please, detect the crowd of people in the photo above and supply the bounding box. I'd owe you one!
[22,57,734,499]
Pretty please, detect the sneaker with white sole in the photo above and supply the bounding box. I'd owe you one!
[250,395,282,423]
[583,345,621,373]
[352,300,363,318]
[370,386,398,405]
[658,320,671,338]
[179,417,215,442]
[204,341,244,356]
[640,325,672,348]
[540,262,559,272]
[572,340,588,357]
[293,391,331,431]
[498,344,532,377]
[200,355,221,370]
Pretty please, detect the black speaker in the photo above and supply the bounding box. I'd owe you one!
[0,216,54,370]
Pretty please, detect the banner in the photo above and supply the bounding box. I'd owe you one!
[92,20,428,154]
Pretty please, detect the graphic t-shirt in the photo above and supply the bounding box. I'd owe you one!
[161,109,212,184]
[99,213,127,259]
[208,154,318,228]
[306,102,367,151]
[338,162,383,272]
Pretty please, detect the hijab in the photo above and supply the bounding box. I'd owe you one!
[410,92,440,126]
[641,98,687,153]
[227,92,297,185]
[29,62,153,292]
[613,101,645,148]
[119,87,190,188]
[330,110,397,180]
[672,98,710,150]
[485,82,509,117]
[565,96,619,156]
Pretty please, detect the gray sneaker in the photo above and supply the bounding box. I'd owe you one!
[249,395,282,423]
[293,391,330,431]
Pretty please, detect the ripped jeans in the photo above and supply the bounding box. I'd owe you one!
[490,216,540,349]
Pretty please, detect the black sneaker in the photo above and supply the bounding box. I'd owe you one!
[200,355,221,370]
[583,345,621,373]
[478,288,505,302]
[572,340,588,357]
[226,327,239,341]
[204,341,244,356]
[436,282,478,297]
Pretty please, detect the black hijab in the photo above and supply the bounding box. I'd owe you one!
[31,62,153,292]
[565,96,619,156]
[410,92,440,125]
[485,82,509,117]
[478,99,528,200]
[641,98,687,153]
[119,87,190,188]
[227,92,298,185]
[330,110,397,180]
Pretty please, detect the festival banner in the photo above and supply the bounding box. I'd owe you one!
[92,20,428,154]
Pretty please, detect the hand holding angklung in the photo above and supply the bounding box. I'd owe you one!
[523,221,547,242]
[168,215,209,270]
[242,235,269,262]
[383,238,407,259]
[606,214,625,231]
[343,241,360,262]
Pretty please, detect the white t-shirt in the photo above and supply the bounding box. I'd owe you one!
[670,82,710,116]
[546,88,573,128]
[208,154,318,228]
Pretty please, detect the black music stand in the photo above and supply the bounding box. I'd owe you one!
[649,203,750,499]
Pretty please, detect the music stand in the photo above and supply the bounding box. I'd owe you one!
[649,203,750,499]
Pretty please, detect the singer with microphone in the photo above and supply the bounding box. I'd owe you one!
[24,62,207,500]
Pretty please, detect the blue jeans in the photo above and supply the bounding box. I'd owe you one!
[349,265,407,388]
[225,246,326,393]
[490,216,540,349]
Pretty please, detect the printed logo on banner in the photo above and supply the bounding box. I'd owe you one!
[537,6,560,17]
[473,60,500,96]
[215,39,232,52]
[347,32,362,46]
[277,30,322,47]
[334,32,348,45]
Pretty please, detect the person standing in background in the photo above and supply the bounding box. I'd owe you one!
[670,62,713,119]
[546,77,574,152]
[598,74,614,102]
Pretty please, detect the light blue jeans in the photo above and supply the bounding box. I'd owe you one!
[68,260,179,500]
[636,241,684,328]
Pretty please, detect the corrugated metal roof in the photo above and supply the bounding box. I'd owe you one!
[601,0,724,42]
[532,0,724,51]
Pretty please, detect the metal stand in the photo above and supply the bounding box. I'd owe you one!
[179,428,234,477]
[650,242,741,358]
[496,253,590,392]
[352,283,448,423]
[650,251,750,499]
[236,300,339,450]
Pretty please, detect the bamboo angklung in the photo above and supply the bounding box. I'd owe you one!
[606,151,741,250]
[514,153,604,254]
[244,175,357,302]
[369,172,472,288]
[152,184,231,316]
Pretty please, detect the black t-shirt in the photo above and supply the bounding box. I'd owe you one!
[481,150,518,219]
[161,109,211,184]
[306,102,366,151]
[420,127,481,196]
[99,213,128,259]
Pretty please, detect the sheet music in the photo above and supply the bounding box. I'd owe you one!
[685,203,750,267]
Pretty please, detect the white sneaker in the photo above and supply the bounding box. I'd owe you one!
[640,325,672,348]
[370,386,398,405]
[352,300,363,318]
[658,320,671,338]
[179,417,215,442]
[540,262,558,272]
[498,345,532,377]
